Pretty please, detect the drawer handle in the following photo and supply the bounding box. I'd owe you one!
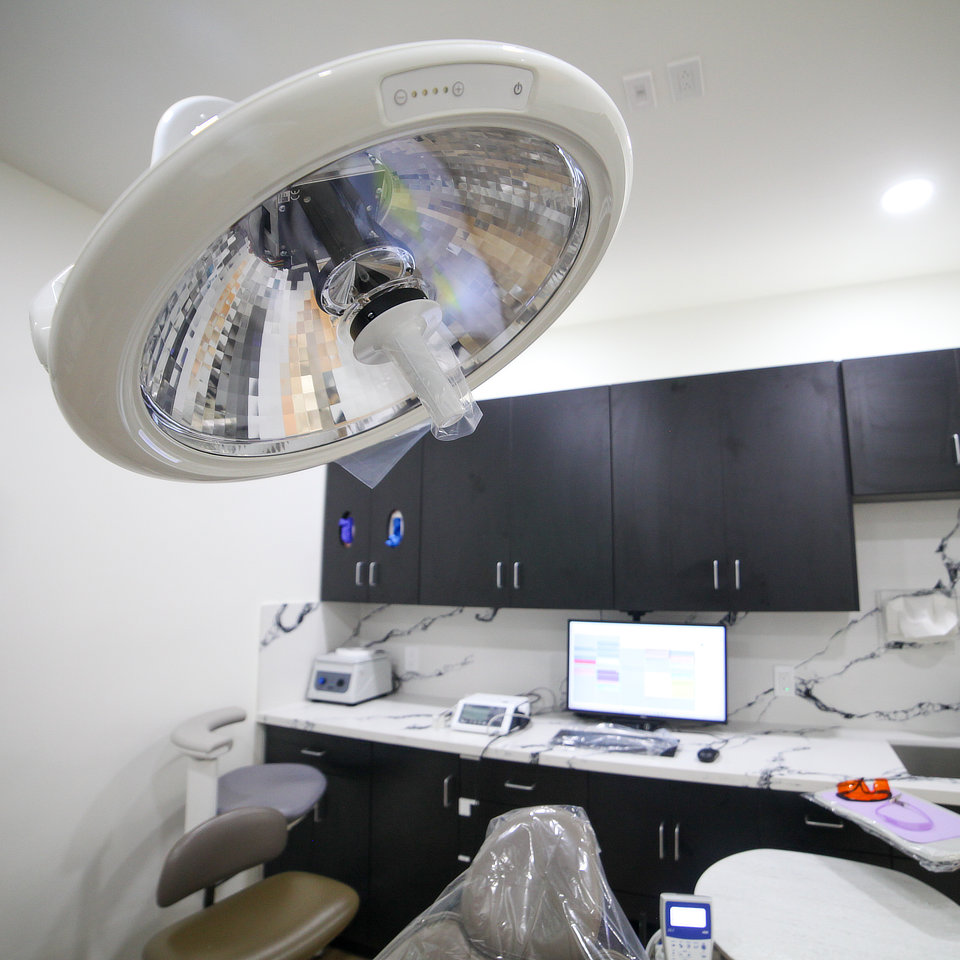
[954,433,960,467]
[368,561,378,587]
[513,561,521,590]
[734,558,742,590]
[713,560,719,590]
[504,780,536,792]
[496,561,504,589]
[443,774,454,808]
[300,748,326,758]
[804,815,844,830]
[674,822,680,862]
[354,561,365,587]
[658,821,665,860]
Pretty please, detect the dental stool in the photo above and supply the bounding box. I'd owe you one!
[374,804,647,960]
[172,707,326,832]
[142,805,359,960]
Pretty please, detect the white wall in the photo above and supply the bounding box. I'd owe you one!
[0,162,326,960]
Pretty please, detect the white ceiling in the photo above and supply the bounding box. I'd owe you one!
[3,0,959,326]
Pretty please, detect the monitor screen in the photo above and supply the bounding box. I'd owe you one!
[566,619,727,724]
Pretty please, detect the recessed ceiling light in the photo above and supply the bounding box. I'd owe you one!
[880,177,934,215]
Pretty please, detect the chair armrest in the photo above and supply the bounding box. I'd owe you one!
[171,706,246,760]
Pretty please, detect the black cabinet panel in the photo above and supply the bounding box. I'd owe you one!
[509,388,613,608]
[721,364,859,611]
[611,376,726,610]
[367,744,461,949]
[843,349,960,499]
[263,728,372,915]
[420,387,613,608]
[612,363,858,611]
[321,442,423,603]
[589,773,762,899]
[419,399,512,606]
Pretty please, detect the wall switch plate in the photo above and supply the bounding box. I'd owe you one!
[622,70,656,109]
[774,665,795,697]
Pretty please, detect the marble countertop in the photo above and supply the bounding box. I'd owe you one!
[260,695,960,805]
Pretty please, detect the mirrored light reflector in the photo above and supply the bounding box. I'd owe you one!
[139,127,588,457]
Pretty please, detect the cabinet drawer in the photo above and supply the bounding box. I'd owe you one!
[263,725,372,770]
[475,759,589,808]
[758,790,892,864]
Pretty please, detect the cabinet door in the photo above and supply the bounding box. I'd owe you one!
[321,463,374,601]
[612,377,727,611]
[843,349,960,499]
[321,442,423,603]
[366,442,423,603]
[720,363,859,611]
[263,727,372,904]
[419,399,512,606]
[367,744,461,950]
[588,774,761,912]
[509,386,613,608]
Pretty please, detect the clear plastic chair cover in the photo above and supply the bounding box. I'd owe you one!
[373,805,649,960]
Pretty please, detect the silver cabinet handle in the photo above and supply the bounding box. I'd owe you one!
[804,815,844,830]
[504,780,536,792]
[953,433,960,466]
[713,560,719,590]
[674,823,680,861]
[496,561,504,589]
[658,821,665,860]
[368,561,378,587]
[513,561,521,589]
[442,774,454,808]
[354,561,365,587]
[734,558,741,590]
[300,748,326,758]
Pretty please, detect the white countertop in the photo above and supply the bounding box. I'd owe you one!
[260,694,960,805]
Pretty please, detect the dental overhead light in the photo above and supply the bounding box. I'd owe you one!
[30,41,631,482]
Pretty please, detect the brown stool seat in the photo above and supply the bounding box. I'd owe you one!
[143,871,358,960]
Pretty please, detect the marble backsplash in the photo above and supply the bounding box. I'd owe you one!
[258,499,960,737]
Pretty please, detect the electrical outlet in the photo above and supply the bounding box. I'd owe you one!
[667,56,704,101]
[404,646,421,673]
[774,665,795,697]
[622,70,656,109]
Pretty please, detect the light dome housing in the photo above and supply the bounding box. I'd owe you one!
[36,41,632,480]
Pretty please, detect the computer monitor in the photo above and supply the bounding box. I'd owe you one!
[566,619,727,725]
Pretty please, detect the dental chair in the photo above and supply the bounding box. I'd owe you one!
[172,707,326,832]
[142,805,359,960]
[374,804,649,960]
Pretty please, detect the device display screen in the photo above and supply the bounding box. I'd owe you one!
[669,905,708,929]
[566,620,727,724]
[459,704,500,724]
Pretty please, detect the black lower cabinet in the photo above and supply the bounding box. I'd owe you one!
[366,743,462,951]
[265,727,960,953]
[589,774,762,940]
[263,727,374,951]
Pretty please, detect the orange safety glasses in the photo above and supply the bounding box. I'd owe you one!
[836,777,892,802]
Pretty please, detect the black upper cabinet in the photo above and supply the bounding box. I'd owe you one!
[612,363,859,611]
[843,349,960,500]
[419,387,613,608]
[321,442,423,603]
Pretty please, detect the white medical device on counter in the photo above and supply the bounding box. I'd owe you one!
[451,693,531,735]
[659,893,713,960]
[307,647,392,705]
